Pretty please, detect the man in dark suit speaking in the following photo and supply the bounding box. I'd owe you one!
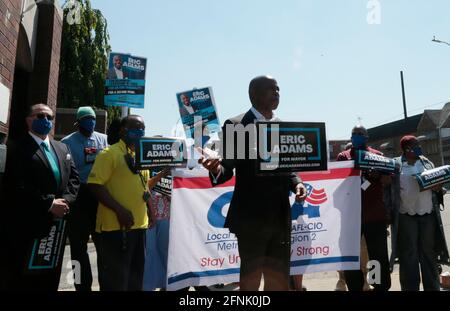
[1,103,79,290]
[199,76,307,291]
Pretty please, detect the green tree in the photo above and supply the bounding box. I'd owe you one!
[58,0,121,123]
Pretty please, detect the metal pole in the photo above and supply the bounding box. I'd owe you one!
[121,106,128,118]
[400,71,408,120]
[438,127,445,166]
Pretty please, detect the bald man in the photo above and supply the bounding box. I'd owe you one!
[200,76,307,291]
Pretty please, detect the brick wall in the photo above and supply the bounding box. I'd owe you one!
[0,0,21,134]
[46,4,62,112]
[1,2,63,140]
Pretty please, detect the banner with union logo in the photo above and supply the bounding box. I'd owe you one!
[167,161,361,290]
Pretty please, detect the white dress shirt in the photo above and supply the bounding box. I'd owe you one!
[399,160,434,215]
[250,106,277,121]
[184,105,195,114]
[29,131,50,147]
[29,131,58,212]
[114,67,124,79]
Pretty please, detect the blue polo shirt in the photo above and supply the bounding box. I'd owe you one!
[62,131,108,183]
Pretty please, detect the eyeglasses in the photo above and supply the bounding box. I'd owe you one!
[33,113,54,121]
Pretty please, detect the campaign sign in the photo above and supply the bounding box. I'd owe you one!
[27,218,67,271]
[176,87,221,139]
[151,170,173,197]
[104,52,147,108]
[415,165,450,191]
[136,137,186,169]
[256,121,327,173]
[167,161,361,290]
[354,150,398,173]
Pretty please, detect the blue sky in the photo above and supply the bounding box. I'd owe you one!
[88,0,450,140]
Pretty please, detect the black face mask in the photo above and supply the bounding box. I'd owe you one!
[124,153,149,203]
[124,153,138,174]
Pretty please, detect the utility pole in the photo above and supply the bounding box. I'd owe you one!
[400,71,408,120]
[431,36,449,165]
[432,36,450,46]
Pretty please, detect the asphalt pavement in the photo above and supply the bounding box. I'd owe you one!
[58,195,450,291]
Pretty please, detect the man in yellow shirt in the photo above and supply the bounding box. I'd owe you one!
[88,115,168,291]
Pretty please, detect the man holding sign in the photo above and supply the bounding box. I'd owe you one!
[337,125,391,291]
[88,115,169,291]
[199,75,307,291]
[2,104,80,290]
[387,135,449,291]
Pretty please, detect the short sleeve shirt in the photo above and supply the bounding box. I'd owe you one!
[88,139,149,232]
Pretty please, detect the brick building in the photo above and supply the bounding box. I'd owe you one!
[1,0,62,139]
[0,0,63,180]
[366,103,450,166]
[367,114,423,158]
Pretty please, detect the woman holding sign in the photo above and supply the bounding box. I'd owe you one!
[387,135,449,291]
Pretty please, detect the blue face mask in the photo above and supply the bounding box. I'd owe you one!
[125,128,145,145]
[79,118,96,134]
[32,118,53,135]
[413,146,423,157]
[351,134,367,150]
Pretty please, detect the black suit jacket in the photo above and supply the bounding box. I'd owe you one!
[107,67,129,79]
[2,134,80,241]
[179,104,197,117]
[210,109,301,237]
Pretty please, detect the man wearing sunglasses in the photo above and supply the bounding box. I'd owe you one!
[61,106,108,291]
[2,103,80,290]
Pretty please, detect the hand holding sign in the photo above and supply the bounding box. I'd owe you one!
[160,167,171,178]
[148,167,172,189]
[295,183,307,202]
[50,198,70,218]
[431,184,444,192]
[153,167,171,181]
[197,147,221,175]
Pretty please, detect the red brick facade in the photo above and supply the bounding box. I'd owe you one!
[0,0,21,134]
[0,1,62,138]
[47,7,62,110]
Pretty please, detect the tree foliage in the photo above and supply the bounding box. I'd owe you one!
[58,0,121,123]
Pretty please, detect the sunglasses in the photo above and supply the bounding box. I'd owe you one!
[33,113,54,121]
